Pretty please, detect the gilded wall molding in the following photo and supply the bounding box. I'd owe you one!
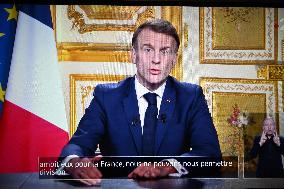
[69,74,127,137]
[200,8,278,64]
[67,5,155,34]
[57,42,131,62]
[200,77,278,116]
[256,66,268,79]
[183,23,189,49]
[267,65,284,80]
[256,65,284,112]
[257,65,284,80]
[282,40,284,61]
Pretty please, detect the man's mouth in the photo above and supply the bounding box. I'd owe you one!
[149,69,161,75]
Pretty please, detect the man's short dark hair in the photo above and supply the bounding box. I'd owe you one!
[132,19,180,52]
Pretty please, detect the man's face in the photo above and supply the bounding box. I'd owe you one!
[263,118,276,136]
[131,29,178,90]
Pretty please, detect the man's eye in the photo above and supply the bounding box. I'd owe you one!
[161,49,170,55]
[144,48,152,52]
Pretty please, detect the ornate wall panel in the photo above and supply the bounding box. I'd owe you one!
[200,78,278,175]
[200,8,278,64]
[67,5,154,34]
[69,74,127,137]
[53,5,183,80]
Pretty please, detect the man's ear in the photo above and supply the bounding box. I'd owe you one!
[131,47,137,64]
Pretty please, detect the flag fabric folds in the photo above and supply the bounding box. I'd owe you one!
[0,5,69,173]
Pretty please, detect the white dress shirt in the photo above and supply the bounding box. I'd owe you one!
[134,76,165,134]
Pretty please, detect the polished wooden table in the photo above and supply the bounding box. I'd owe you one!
[1,173,284,189]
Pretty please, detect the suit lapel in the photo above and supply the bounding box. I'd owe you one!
[122,78,142,155]
[155,77,176,155]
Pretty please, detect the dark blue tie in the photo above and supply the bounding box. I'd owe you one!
[142,92,158,156]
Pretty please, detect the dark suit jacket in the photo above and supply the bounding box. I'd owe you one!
[249,135,284,178]
[61,76,221,159]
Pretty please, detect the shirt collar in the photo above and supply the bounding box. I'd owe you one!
[135,75,166,99]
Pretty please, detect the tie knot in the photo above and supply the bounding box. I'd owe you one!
[144,92,157,105]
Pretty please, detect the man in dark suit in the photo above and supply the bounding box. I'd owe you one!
[249,117,284,177]
[59,19,221,185]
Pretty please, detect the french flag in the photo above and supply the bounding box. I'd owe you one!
[0,5,69,172]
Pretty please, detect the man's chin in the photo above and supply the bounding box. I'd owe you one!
[148,78,166,85]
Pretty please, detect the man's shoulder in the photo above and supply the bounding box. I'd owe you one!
[94,76,133,94]
[169,76,201,92]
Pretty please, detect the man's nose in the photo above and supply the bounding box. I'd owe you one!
[152,51,161,64]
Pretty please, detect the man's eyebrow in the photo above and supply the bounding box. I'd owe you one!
[141,44,154,48]
[141,44,172,50]
[160,46,172,51]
